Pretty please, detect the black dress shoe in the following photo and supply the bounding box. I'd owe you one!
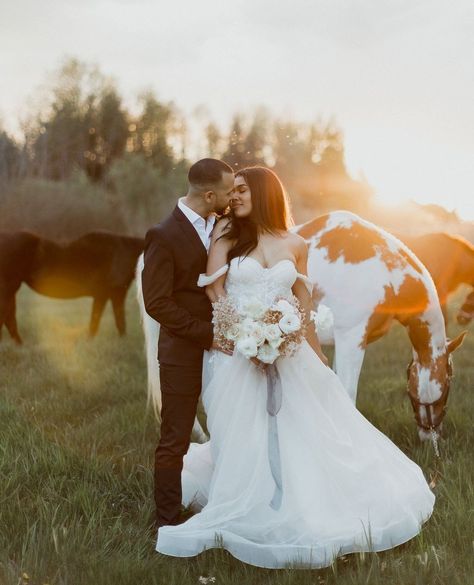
[155,510,195,534]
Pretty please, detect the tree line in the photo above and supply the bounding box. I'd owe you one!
[0,58,373,237]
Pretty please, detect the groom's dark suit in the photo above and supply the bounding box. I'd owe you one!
[142,205,213,527]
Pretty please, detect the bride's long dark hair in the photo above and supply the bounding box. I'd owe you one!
[222,166,293,263]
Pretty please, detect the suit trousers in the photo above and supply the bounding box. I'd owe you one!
[155,362,202,527]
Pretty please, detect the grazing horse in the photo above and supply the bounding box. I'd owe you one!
[296,211,466,440]
[457,290,474,325]
[0,231,144,342]
[399,232,474,323]
[0,232,38,343]
[135,253,208,443]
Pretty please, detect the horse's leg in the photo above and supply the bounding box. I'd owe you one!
[111,289,127,336]
[5,294,22,344]
[333,324,367,404]
[89,296,107,337]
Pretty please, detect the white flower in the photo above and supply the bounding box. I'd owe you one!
[241,298,266,319]
[240,317,256,333]
[250,324,265,345]
[312,304,334,331]
[278,313,301,334]
[264,323,282,343]
[274,299,295,315]
[240,318,265,345]
[236,336,258,358]
[224,323,241,341]
[269,336,284,349]
[257,343,280,364]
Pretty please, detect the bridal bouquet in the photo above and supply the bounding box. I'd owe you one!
[212,295,306,365]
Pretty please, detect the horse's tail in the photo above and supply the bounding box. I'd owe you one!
[135,253,162,419]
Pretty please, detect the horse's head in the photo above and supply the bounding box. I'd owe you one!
[406,331,467,440]
[457,290,474,325]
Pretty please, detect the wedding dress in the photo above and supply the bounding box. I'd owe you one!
[156,256,435,569]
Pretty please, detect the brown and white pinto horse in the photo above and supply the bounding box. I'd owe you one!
[296,211,466,440]
[400,232,474,324]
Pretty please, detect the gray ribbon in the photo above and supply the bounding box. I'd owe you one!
[266,363,283,510]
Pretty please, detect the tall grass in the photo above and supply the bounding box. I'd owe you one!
[0,286,473,585]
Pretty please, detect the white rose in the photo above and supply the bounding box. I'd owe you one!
[278,313,301,334]
[236,336,258,358]
[269,336,284,349]
[224,323,241,341]
[257,343,280,364]
[274,299,295,315]
[249,323,265,345]
[240,317,256,333]
[241,298,266,319]
[264,323,282,343]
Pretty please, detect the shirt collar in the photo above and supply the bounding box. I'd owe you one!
[178,198,216,229]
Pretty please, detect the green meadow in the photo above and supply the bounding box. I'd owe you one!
[1,286,473,585]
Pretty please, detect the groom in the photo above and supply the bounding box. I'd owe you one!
[142,158,234,529]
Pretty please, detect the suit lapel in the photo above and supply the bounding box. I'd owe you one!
[172,205,208,262]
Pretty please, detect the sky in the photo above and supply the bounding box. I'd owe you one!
[1,0,473,218]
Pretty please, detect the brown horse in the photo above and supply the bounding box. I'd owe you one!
[399,232,474,323]
[457,290,474,325]
[0,232,38,343]
[0,231,144,343]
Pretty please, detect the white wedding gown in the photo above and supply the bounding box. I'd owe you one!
[156,257,435,569]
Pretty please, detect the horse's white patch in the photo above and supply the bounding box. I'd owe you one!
[417,365,442,403]
[388,267,406,294]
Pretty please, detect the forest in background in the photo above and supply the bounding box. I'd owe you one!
[0,58,471,241]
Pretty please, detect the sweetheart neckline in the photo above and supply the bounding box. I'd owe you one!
[231,256,297,272]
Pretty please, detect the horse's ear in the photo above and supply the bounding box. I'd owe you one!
[447,330,468,354]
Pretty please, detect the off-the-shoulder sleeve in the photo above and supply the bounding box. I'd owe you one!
[197,264,229,287]
[296,273,313,294]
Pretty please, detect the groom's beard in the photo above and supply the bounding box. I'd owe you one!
[214,205,230,217]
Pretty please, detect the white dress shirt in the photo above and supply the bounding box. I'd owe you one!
[178,198,216,251]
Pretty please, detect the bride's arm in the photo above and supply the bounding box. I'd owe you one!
[292,236,329,366]
[204,218,233,302]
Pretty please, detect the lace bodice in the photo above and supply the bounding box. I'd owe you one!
[198,256,312,308]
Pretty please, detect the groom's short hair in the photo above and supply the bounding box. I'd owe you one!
[188,158,233,189]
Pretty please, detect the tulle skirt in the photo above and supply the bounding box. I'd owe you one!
[156,342,435,569]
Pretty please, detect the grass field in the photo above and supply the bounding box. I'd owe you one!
[1,286,473,585]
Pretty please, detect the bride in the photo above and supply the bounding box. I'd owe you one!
[156,166,435,569]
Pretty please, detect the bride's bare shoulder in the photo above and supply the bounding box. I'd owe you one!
[285,231,307,251]
[282,232,307,267]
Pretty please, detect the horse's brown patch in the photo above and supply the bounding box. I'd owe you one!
[296,215,329,240]
[361,275,430,351]
[398,248,423,274]
[361,311,393,346]
[379,245,423,274]
[406,317,433,365]
[318,223,387,264]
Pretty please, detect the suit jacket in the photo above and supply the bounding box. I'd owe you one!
[142,205,214,366]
